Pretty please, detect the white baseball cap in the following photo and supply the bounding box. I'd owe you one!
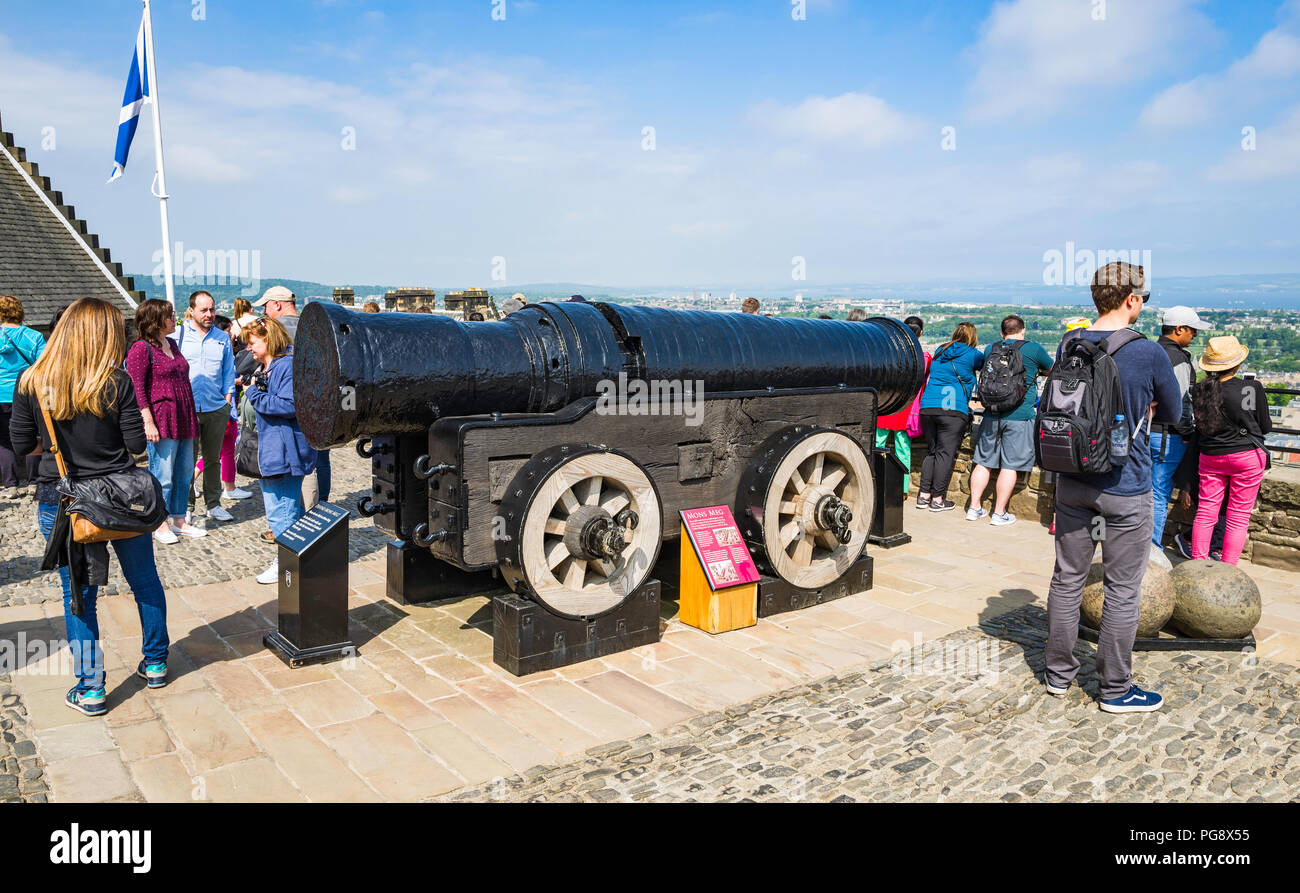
[1159,306,1209,330]
[253,285,296,307]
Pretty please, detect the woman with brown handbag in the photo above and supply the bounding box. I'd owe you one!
[8,298,171,716]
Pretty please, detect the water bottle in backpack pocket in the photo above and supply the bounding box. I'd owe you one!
[1034,330,1144,475]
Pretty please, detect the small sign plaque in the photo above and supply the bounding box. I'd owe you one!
[276,502,349,553]
[680,505,760,591]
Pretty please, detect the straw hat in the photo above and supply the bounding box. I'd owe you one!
[1199,335,1249,373]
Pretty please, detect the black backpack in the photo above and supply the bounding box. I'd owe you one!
[1035,329,1144,475]
[977,340,1028,414]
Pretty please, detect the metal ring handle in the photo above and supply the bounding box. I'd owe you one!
[357,496,381,517]
[356,438,378,459]
[412,523,448,548]
[414,456,456,481]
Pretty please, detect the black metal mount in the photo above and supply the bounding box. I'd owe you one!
[1078,623,1256,652]
[493,578,662,676]
[756,555,874,618]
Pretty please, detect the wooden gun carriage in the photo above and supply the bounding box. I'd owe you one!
[294,300,924,629]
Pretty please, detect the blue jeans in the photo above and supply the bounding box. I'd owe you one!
[316,449,331,503]
[147,437,195,519]
[37,500,169,692]
[262,474,306,538]
[1149,431,1186,547]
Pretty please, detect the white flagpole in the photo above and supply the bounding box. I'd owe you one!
[142,0,175,306]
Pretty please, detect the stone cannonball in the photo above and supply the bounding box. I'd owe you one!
[1081,560,1176,638]
[1170,560,1262,639]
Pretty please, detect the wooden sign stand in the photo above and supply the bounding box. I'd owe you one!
[678,522,757,635]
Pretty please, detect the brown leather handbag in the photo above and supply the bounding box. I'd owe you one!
[38,401,167,543]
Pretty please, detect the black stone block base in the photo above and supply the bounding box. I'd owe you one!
[386,539,502,605]
[1078,623,1256,652]
[493,580,662,676]
[757,555,873,618]
[264,631,356,668]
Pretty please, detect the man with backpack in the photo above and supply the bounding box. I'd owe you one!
[1038,262,1181,714]
[967,314,1053,526]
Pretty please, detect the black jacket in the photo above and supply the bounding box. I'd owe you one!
[8,370,146,611]
[1196,377,1272,457]
[1155,336,1195,436]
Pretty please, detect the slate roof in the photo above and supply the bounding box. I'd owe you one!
[0,110,143,332]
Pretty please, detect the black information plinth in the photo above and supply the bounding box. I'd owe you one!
[868,448,912,548]
[264,501,356,668]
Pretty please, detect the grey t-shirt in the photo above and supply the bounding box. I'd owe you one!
[276,314,299,341]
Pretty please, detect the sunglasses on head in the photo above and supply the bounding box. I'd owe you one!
[1133,289,1151,303]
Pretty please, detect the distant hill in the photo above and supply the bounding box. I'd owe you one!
[129,273,1300,311]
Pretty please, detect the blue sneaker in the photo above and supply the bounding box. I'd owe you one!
[137,660,168,689]
[1100,684,1163,714]
[66,686,107,717]
[1044,677,1070,696]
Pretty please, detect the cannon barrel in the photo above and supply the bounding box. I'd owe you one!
[294,300,925,449]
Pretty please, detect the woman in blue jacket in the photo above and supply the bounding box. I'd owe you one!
[241,317,317,584]
[0,295,47,497]
[917,322,983,512]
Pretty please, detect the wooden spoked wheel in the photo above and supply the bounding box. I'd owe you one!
[758,430,872,589]
[515,449,662,618]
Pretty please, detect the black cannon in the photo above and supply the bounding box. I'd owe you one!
[294,300,924,622]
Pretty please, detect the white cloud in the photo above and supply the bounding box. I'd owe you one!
[168,144,252,183]
[967,0,1215,121]
[667,220,734,238]
[751,91,915,148]
[328,185,376,204]
[1205,103,1300,181]
[1141,5,1300,130]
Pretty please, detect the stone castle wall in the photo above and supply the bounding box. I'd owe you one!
[906,424,1300,572]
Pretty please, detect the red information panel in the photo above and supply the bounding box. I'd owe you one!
[680,506,761,590]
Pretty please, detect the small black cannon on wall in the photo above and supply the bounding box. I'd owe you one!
[294,300,924,623]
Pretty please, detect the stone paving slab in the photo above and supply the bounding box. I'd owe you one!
[2,447,1300,802]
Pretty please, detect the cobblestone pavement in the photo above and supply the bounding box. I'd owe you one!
[0,445,386,607]
[443,606,1300,802]
[0,672,48,803]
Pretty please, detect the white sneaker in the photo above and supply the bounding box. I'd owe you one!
[223,487,253,500]
[171,523,208,538]
[256,560,279,585]
[966,507,988,521]
[154,527,179,544]
[990,512,1017,527]
[206,505,235,522]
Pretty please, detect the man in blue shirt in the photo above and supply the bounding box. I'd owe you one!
[1044,262,1181,714]
[967,314,1053,526]
[179,291,236,524]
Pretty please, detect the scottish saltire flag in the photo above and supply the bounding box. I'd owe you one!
[108,13,150,183]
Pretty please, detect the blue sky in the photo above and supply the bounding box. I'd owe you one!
[1,0,1298,289]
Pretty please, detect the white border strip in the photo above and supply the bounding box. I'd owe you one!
[0,139,139,310]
